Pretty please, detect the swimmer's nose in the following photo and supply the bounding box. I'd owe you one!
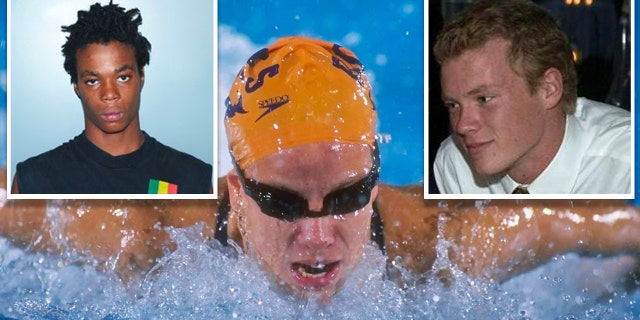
[297,216,336,248]
[307,197,323,212]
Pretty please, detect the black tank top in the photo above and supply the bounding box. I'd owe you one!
[214,193,385,253]
[16,131,212,194]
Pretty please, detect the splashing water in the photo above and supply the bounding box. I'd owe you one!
[1,222,639,319]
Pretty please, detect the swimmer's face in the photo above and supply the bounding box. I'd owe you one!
[227,142,377,301]
[73,41,144,137]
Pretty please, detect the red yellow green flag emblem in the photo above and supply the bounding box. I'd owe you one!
[148,179,178,194]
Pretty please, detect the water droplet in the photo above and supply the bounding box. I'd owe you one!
[585,308,596,317]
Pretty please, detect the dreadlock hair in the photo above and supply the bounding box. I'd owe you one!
[61,1,151,84]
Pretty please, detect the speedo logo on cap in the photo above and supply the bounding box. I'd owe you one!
[256,95,290,122]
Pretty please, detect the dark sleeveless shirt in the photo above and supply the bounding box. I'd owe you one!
[16,131,212,194]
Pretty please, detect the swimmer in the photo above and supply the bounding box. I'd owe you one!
[1,37,639,301]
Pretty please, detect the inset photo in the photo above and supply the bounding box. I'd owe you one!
[426,0,634,198]
[8,0,216,199]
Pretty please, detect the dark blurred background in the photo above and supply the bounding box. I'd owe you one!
[428,0,632,194]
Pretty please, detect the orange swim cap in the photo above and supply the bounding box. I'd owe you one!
[225,36,377,170]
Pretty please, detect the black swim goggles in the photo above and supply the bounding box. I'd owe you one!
[231,145,380,222]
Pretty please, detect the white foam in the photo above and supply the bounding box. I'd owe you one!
[0,225,638,318]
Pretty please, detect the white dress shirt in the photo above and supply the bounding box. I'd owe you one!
[434,98,631,194]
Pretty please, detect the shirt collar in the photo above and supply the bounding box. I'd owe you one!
[500,100,585,194]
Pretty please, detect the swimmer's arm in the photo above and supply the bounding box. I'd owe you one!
[0,169,223,283]
[0,198,51,250]
[375,184,439,274]
[534,200,640,255]
[157,177,225,237]
[444,200,640,282]
[0,168,49,249]
[156,199,219,239]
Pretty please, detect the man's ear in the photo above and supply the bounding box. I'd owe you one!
[539,67,563,110]
[226,168,242,210]
[371,185,379,203]
[225,169,246,246]
[72,82,80,99]
[139,67,145,91]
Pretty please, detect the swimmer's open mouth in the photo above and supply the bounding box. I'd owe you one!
[292,261,340,279]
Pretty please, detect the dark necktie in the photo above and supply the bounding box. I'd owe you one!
[512,186,529,194]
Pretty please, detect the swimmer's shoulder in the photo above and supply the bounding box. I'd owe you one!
[375,183,439,273]
[156,176,226,237]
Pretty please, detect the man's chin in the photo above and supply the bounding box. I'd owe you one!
[471,159,507,177]
[99,124,130,135]
[472,165,494,176]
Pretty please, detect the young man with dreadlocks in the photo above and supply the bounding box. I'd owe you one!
[12,2,212,194]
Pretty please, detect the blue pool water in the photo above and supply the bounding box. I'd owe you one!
[0,0,639,318]
[1,219,639,319]
[218,0,424,186]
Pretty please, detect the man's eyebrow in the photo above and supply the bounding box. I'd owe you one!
[465,84,492,96]
[115,65,135,73]
[79,70,99,78]
[441,84,494,102]
[79,65,135,77]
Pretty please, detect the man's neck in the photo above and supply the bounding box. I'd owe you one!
[507,113,567,185]
[85,124,146,156]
